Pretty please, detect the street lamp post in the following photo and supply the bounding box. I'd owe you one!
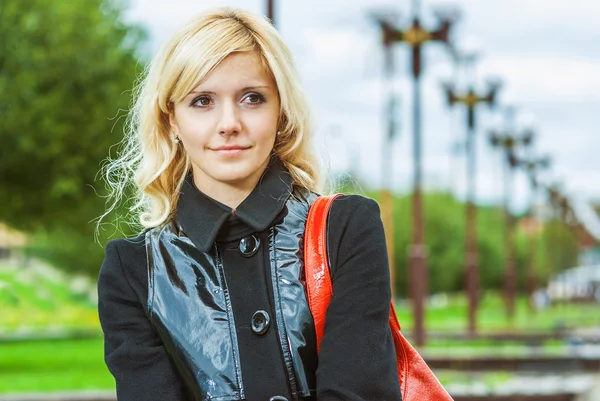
[442,82,501,335]
[267,0,275,27]
[546,183,579,313]
[380,32,399,300]
[376,7,456,347]
[518,155,551,311]
[489,109,534,321]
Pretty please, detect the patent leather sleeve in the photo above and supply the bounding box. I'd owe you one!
[97,239,191,401]
[316,195,402,400]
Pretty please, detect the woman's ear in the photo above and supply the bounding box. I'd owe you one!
[168,112,180,136]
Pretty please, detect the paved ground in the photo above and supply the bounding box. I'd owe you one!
[0,375,598,401]
[575,373,600,401]
[446,373,597,398]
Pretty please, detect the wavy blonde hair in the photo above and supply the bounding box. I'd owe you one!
[101,7,323,231]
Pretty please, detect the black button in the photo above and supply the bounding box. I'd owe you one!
[269,397,288,401]
[251,310,270,335]
[239,235,260,257]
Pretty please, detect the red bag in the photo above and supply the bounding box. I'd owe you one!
[304,194,453,401]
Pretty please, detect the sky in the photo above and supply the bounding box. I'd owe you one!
[125,0,600,212]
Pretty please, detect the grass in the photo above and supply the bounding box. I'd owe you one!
[1,261,599,394]
[0,338,113,393]
[0,263,108,393]
[394,292,600,333]
[436,370,515,388]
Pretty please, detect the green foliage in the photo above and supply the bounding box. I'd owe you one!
[537,219,578,281]
[26,226,111,276]
[365,191,579,294]
[0,264,99,331]
[0,0,145,274]
[375,191,506,294]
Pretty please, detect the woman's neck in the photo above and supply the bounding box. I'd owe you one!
[198,182,253,211]
[191,162,269,211]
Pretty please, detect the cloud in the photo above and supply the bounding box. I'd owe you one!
[299,27,374,77]
[126,0,600,205]
[480,56,600,103]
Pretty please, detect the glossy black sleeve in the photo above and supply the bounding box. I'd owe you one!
[316,195,402,400]
[97,239,191,401]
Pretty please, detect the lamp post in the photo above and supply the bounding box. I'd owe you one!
[442,81,501,335]
[376,3,456,346]
[445,49,480,196]
[379,27,400,300]
[267,0,275,27]
[545,184,577,315]
[518,155,551,310]
[489,108,534,321]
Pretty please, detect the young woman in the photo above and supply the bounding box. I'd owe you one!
[98,7,401,401]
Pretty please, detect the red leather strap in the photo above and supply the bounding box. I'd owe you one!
[304,194,341,352]
[304,195,454,400]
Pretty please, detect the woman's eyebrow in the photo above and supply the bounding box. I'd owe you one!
[240,85,271,91]
[188,90,216,95]
[187,85,273,96]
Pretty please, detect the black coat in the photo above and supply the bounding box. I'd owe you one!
[97,160,401,401]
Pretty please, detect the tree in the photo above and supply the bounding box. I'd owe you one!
[367,190,540,295]
[0,0,145,273]
[539,219,578,281]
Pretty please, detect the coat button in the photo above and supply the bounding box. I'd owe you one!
[251,310,270,335]
[239,235,260,257]
[269,397,288,401]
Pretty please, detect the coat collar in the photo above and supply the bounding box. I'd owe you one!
[176,158,294,252]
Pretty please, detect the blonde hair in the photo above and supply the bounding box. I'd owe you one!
[101,7,323,231]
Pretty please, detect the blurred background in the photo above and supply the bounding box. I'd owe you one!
[1,0,599,400]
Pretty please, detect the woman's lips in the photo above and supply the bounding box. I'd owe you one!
[211,146,250,157]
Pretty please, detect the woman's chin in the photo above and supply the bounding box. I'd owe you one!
[192,154,271,189]
[204,166,265,187]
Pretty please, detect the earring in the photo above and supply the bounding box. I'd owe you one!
[174,136,180,144]
[276,131,281,136]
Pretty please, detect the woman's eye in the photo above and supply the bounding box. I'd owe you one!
[243,93,265,105]
[192,96,212,107]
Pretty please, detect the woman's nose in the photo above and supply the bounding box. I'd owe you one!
[218,101,242,136]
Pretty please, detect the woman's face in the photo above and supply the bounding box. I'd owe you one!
[170,51,280,195]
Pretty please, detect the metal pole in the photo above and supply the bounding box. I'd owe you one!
[382,42,396,300]
[446,82,499,336]
[410,45,427,347]
[526,177,538,313]
[267,0,275,27]
[384,7,455,348]
[524,156,549,313]
[465,108,478,335]
[503,153,517,321]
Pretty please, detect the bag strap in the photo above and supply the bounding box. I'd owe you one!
[305,195,454,401]
[305,195,402,350]
[304,194,342,352]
